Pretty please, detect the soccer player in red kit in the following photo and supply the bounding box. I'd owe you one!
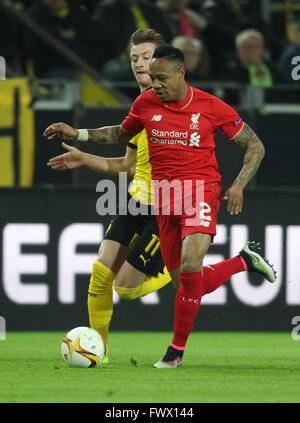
[44,45,277,368]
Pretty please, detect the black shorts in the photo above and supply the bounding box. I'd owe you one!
[104,194,165,276]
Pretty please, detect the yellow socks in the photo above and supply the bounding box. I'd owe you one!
[88,262,171,364]
[114,267,171,300]
[87,261,116,346]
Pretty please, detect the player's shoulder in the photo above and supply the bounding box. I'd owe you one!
[193,86,221,103]
[138,88,160,103]
[133,89,160,113]
[192,86,234,113]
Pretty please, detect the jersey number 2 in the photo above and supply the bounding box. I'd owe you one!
[199,202,212,221]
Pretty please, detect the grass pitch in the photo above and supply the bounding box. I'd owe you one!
[0,331,299,403]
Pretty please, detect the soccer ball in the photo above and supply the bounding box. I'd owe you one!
[61,326,106,368]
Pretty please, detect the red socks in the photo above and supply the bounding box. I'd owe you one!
[203,256,246,294]
[171,256,246,349]
[171,271,206,350]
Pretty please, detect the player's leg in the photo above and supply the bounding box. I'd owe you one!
[88,214,137,347]
[88,239,131,345]
[154,231,240,368]
[154,185,245,368]
[114,219,176,299]
[114,261,172,299]
[155,237,277,368]
[162,232,212,366]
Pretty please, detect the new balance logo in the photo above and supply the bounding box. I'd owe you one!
[189,132,200,147]
[151,114,162,121]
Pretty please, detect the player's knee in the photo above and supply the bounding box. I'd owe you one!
[114,285,142,300]
[88,260,115,295]
[180,254,203,273]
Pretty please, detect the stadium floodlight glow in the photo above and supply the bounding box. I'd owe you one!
[0,56,6,80]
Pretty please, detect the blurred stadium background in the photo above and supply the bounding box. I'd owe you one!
[1,0,300,336]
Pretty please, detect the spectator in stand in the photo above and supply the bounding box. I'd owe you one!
[157,0,207,39]
[223,29,283,105]
[171,36,211,81]
[225,29,282,87]
[200,0,277,78]
[278,17,300,83]
[93,0,173,64]
[23,0,103,79]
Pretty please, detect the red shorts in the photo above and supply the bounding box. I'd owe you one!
[155,183,222,271]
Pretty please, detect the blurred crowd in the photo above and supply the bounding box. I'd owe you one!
[1,0,300,89]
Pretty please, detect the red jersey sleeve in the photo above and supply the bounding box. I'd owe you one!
[121,94,145,135]
[212,97,244,140]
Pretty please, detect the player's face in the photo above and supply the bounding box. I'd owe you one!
[130,42,156,90]
[149,58,185,102]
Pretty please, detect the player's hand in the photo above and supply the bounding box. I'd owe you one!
[223,184,243,215]
[47,142,84,170]
[43,122,78,142]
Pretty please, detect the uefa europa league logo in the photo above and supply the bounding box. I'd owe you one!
[0,56,6,80]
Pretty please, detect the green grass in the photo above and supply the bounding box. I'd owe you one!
[0,331,299,403]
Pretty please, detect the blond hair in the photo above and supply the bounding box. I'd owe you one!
[130,29,166,47]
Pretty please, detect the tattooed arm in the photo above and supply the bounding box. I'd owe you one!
[43,122,134,145]
[231,123,265,188]
[223,123,265,215]
[87,125,133,145]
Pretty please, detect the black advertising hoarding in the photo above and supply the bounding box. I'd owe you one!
[0,186,299,332]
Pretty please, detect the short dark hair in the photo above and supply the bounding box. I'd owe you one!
[152,45,185,65]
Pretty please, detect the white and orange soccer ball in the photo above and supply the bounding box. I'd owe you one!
[61,326,106,368]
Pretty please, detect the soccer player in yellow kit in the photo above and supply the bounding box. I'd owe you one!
[47,29,178,361]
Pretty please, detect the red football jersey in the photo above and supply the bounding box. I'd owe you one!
[121,84,244,184]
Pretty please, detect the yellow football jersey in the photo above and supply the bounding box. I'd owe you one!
[128,129,154,206]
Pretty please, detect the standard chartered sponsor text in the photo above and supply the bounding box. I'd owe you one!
[151,129,188,145]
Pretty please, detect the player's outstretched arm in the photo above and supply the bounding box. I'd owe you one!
[43,122,134,145]
[224,123,265,215]
[48,143,137,177]
[77,146,136,177]
[47,143,84,170]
